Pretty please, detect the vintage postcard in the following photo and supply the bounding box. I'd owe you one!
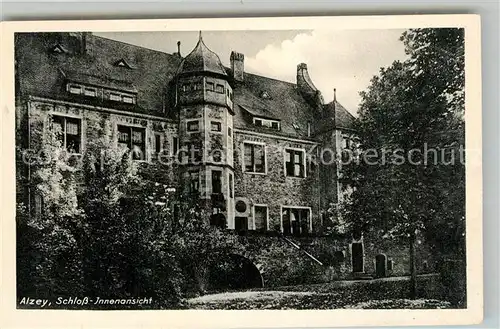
[0,15,482,328]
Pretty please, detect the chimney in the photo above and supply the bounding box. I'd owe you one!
[297,63,323,107]
[65,32,92,55]
[230,51,244,82]
[177,41,181,56]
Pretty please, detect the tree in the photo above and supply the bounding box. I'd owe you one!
[79,121,186,307]
[341,28,465,299]
[17,116,85,297]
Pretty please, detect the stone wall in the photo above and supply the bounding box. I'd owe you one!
[232,130,321,233]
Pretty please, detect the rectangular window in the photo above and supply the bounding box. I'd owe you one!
[254,119,262,126]
[254,205,268,232]
[84,87,96,97]
[282,207,310,236]
[117,125,146,160]
[212,170,222,194]
[216,84,224,94]
[182,83,190,92]
[110,93,121,101]
[285,149,305,177]
[228,173,233,198]
[211,121,222,132]
[172,136,179,155]
[155,133,162,154]
[187,120,200,132]
[122,95,134,104]
[206,82,215,92]
[52,116,81,153]
[189,171,200,194]
[271,121,280,130]
[228,127,232,137]
[244,143,265,174]
[69,85,82,94]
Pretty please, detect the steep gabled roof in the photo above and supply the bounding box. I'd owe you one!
[15,33,182,116]
[231,71,320,139]
[16,32,356,138]
[334,100,356,130]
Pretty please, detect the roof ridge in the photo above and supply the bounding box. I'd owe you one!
[244,71,297,87]
[92,34,179,58]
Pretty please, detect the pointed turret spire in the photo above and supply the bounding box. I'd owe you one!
[176,30,227,77]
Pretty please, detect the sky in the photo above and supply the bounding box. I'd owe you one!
[96,29,408,115]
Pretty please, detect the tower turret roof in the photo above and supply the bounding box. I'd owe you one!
[177,32,227,77]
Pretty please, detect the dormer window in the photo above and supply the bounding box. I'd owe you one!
[68,84,82,95]
[113,59,133,69]
[253,117,280,130]
[260,91,271,99]
[122,95,134,104]
[50,44,68,54]
[84,87,96,97]
[107,91,136,104]
[110,93,121,101]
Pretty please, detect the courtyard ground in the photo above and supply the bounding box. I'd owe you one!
[187,274,453,309]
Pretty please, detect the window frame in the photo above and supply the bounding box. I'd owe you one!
[206,81,215,92]
[280,205,312,236]
[109,93,122,102]
[253,204,269,232]
[253,117,280,130]
[186,120,200,133]
[242,141,267,175]
[211,169,223,194]
[68,84,82,95]
[284,147,307,178]
[117,124,147,161]
[216,84,225,94]
[171,136,179,156]
[51,115,82,154]
[122,95,135,104]
[154,132,163,154]
[189,170,200,194]
[210,121,222,133]
[228,172,234,198]
[84,87,97,97]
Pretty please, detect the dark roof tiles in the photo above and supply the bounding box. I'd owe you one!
[177,33,227,77]
[16,32,356,138]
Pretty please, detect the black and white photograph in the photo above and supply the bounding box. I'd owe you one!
[1,14,482,327]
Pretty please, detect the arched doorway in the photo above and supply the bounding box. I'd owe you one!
[208,254,264,291]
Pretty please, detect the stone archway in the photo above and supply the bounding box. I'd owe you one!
[207,253,264,291]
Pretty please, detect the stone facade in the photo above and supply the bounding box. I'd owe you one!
[15,31,431,284]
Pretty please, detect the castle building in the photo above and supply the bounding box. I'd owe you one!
[15,31,356,235]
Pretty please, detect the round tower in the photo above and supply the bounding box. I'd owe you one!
[175,32,235,229]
